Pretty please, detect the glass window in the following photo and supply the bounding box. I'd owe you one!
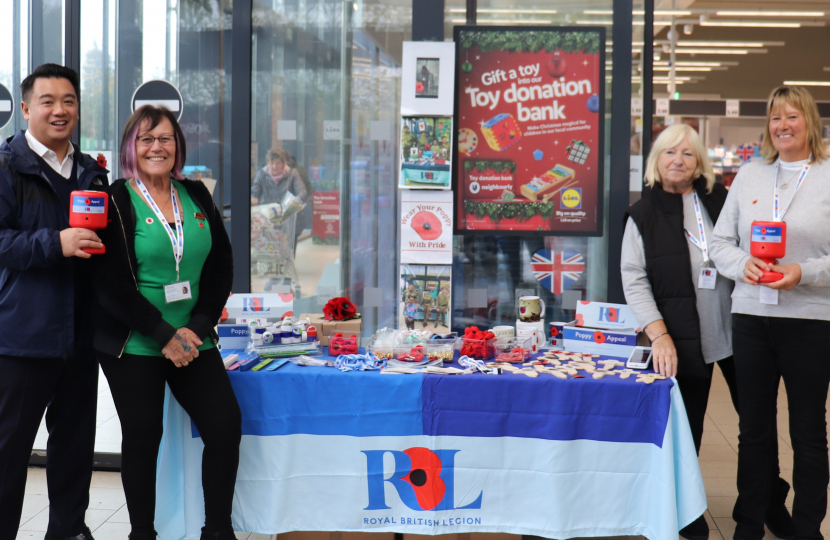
[250,0,412,337]
[0,0,65,140]
[447,2,614,330]
[81,0,232,213]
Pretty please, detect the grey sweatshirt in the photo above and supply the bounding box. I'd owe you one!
[621,191,733,363]
[710,158,830,321]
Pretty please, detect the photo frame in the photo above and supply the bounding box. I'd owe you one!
[399,264,452,332]
[399,116,453,189]
[401,42,455,116]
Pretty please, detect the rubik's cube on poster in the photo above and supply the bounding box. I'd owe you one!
[482,113,523,151]
[566,139,590,165]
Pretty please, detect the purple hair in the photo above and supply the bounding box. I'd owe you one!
[119,105,186,181]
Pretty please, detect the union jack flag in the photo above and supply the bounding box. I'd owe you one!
[531,249,585,295]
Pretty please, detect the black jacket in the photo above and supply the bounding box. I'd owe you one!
[625,176,728,378]
[0,131,108,358]
[91,178,233,357]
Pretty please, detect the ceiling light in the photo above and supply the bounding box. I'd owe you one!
[684,24,693,35]
[700,21,801,28]
[673,48,754,54]
[445,8,558,13]
[783,81,830,86]
[675,41,767,47]
[478,8,558,14]
[449,18,551,24]
[715,11,824,17]
[655,61,726,67]
[651,66,713,71]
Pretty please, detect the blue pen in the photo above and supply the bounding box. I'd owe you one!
[266,358,290,371]
[238,356,261,372]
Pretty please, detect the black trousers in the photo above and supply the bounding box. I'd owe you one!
[732,314,830,540]
[0,352,98,540]
[99,347,241,534]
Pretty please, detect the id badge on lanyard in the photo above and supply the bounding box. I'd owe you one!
[684,192,717,290]
[135,177,192,303]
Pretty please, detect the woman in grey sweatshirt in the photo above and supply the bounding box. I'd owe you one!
[710,86,830,540]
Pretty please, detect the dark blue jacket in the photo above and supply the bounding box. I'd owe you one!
[0,130,109,358]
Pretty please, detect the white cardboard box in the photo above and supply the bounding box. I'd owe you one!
[562,325,638,358]
[224,293,294,321]
[575,301,642,331]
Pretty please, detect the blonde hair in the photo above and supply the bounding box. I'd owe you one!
[644,123,715,193]
[762,86,827,164]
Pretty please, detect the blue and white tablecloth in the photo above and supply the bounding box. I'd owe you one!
[155,354,706,540]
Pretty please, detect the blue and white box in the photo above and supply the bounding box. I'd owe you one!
[575,301,642,331]
[562,326,638,357]
[217,324,250,350]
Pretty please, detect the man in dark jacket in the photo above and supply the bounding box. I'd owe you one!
[0,64,108,540]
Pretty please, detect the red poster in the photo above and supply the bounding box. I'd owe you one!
[312,190,340,245]
[453,27,605,236]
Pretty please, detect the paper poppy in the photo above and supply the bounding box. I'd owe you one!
[416,82,425,93]
[323,297,359,321]
[97,153,107,168]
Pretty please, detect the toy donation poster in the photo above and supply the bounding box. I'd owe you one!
[453,27,606,235]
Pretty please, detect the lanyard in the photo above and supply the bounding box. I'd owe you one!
[135,177,184,280]
[774,158,811,222]
[684,192,710,265]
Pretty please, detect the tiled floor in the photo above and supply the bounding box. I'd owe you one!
[14,365,822,540]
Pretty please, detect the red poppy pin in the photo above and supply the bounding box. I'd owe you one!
[97,153,107,168]
[752,199,758,205]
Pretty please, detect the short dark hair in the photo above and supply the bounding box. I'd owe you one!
[21,64,80,103]
[120,105,187,180]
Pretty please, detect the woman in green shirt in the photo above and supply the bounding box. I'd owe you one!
[92,105,239,540]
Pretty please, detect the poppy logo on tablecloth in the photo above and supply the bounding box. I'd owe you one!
[362,447,483,511]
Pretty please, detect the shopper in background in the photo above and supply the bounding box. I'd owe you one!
[0,63,108,540]
[92,105,240,540]
[250,147,308,207]
[711,85,830,540]
[622,123,792,540]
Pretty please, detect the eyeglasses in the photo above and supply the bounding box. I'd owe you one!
[136,135,176,147]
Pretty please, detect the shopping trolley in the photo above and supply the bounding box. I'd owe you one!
[251,194,304,297]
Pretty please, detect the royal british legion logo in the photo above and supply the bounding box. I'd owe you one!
[362,447,482,515]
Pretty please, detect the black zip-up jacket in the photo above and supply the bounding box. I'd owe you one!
[0,131,108,358]
[91,178,233,357]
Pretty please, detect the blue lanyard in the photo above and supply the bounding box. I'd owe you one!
[774,159,811,222]
[135,177,184,280]
[684,192,709,265]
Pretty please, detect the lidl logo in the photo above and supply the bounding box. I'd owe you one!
[561,188,582,209]
[362,447,483,511]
